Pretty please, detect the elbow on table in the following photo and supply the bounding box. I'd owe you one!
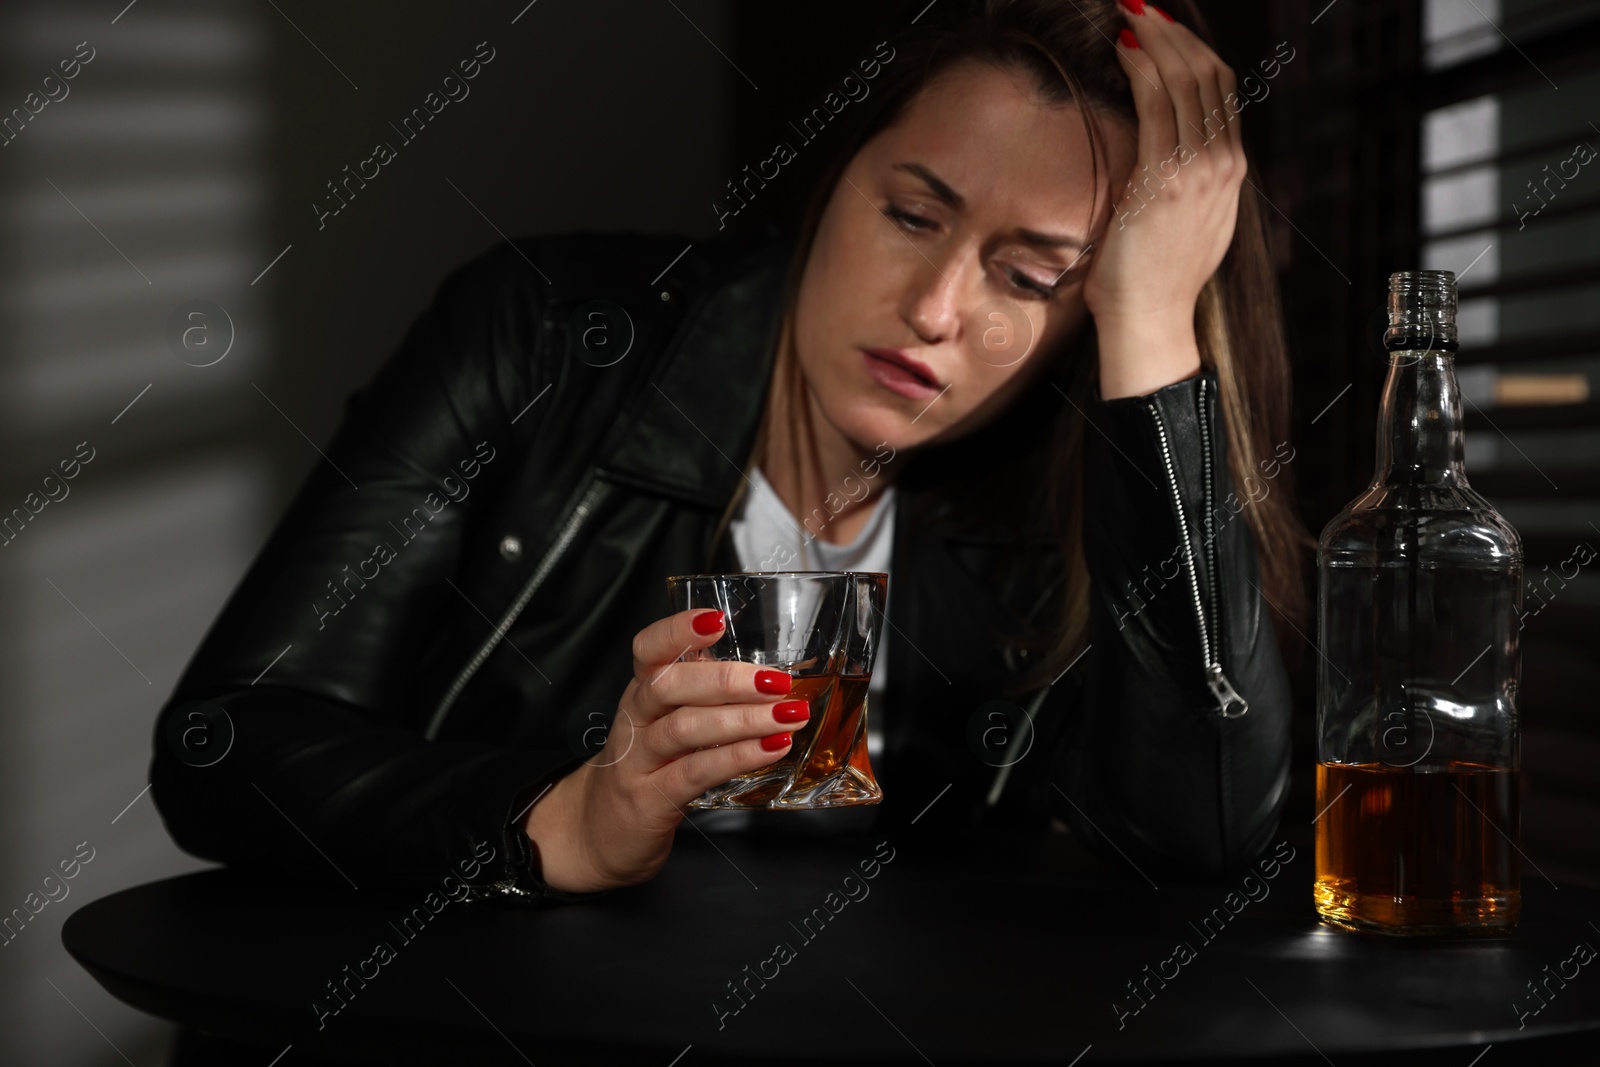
[1067,803,1290,882]
[1060,738,1293,881]
[148,695,251,867]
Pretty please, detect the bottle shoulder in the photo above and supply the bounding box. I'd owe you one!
[1319,483,1522,564]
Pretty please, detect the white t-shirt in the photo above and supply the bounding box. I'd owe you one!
[728,465,893,765]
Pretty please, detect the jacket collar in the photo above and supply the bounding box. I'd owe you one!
[594,234,792,511]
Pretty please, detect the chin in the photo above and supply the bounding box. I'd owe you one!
[802,354,946,457]
[822,396,921,458]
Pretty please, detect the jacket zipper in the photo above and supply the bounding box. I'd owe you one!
[1147,377,1248,718]
[423,478,609,740]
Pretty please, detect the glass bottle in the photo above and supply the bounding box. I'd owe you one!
[1314,269,1523,937]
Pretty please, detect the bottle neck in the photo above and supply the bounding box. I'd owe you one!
[1372,350,1467,487]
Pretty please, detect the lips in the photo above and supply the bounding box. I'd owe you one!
[861,347,941,399]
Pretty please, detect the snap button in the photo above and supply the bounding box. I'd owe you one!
[499,535,522,560]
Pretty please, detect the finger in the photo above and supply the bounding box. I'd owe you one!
[1119,4,1207,163]
[634,653,792,716]
[631,607,727,674]
[1146,10,1236,163]
[648,733,796,809]
[1112,24,1177,175]
[637,698,810,770]
[1217,60,1246,173]
[1183,49,1231,160]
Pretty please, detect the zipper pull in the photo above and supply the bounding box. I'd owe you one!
[1206,665,1249,718]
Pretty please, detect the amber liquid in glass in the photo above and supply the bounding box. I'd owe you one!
[729,674,834,796]
[1314,761,1521,936]
[792,674,869,791]
[717,673,880,806]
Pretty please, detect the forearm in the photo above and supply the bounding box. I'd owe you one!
[149,685,589,895]
[519,761,615,895]
[1051,368,1293,875]
[1093,315,1203,400]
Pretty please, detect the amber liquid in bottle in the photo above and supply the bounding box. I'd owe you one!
[1314,762,1521,933]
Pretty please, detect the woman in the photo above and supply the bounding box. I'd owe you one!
[151,0,1306,907]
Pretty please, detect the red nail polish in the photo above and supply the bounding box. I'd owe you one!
[1149,3,1175,21]
[754,669,792,695]
[760,732,793,752]
[691,609,725,635]
[1119,0,1145,13]
[1118,27,1140,49]
[773,699,809,724]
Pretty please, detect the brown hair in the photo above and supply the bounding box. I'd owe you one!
[710,0,1310,694]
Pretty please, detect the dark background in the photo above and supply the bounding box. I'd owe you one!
[1,1,1597,1062]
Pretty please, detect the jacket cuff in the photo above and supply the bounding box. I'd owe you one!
[1083,368,1215,549]
[469,755,615,908]
[1092,367,1207,436]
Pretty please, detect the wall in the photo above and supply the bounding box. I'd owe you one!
[0,1,731,1062]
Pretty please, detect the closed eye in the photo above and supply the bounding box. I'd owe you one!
[887,200,1063,299]
[885,203,935,232]
[1005,267,1055,298]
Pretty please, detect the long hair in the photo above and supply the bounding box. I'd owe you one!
[710,0,1311,694]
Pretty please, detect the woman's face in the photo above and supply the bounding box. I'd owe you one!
[792,60,1136,455]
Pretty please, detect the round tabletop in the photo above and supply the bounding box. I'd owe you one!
[63,826,1600,1065]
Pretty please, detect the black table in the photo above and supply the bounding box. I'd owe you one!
[64,825,1600,1065]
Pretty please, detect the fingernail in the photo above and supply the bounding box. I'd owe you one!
[1118,27,1140,49]
[1119,0,1145,13]
[773,699,809,724]
[691,609,725,635]
[1149,3,1175,20]
[760,732,793,752]
[754,669,793,695]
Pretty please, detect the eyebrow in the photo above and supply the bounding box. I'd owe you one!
[891,161,1086,252]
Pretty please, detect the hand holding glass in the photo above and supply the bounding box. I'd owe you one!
[665,571,886,809]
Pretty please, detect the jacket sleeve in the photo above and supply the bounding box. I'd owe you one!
[149,241,602,907]
[1046,367,1294,877]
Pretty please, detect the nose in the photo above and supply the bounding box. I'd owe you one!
[897,253,962,346]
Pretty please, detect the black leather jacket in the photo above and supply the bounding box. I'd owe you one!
[150,226,1293,904]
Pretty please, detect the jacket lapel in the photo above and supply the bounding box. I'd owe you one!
[594,241,791,512]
